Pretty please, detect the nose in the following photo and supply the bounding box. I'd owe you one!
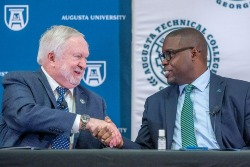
[78,59,87,70]
[162,58,169,66]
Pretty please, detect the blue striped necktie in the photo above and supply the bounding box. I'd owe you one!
[181,84,197,148]
[51,86,70,149]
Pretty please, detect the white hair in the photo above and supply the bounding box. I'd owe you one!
[37,25,84,65]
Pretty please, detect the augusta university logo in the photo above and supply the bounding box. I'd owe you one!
[82,61,106,87]
[216,0,250,9]
[4,5,29,31]
[141,19,220,90]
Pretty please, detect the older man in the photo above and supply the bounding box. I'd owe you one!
[0,25,122,149]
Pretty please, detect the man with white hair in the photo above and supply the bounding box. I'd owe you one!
[0,25,122,149]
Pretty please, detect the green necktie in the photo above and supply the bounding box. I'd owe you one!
[181,84,197,148]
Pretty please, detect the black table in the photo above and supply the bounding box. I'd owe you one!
[0,149,250,167]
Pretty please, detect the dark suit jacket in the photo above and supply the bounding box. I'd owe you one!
[123,72,250,149]
[0,69,107,149]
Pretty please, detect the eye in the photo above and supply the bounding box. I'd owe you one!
[74,54,83,59]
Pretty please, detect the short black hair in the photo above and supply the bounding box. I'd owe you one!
[166,27,207,61]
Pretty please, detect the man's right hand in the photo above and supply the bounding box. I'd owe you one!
[85,118,123,148]
[104,116,123,148]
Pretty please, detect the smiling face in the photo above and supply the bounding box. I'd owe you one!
[162,35,195,85]
[160,28,209,86]
[48,36,89,88]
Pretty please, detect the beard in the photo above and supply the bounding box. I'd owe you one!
[167,79,177,86]
[60,64,83,86]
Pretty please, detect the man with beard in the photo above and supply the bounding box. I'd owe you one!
[0,25,122,149]
[121,27,250,150]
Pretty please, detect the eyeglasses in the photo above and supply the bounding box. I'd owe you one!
[159,47,194,61]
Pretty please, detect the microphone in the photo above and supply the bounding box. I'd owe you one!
[209,106,220,116]
[60,100,68,109]
[209,106,220,133]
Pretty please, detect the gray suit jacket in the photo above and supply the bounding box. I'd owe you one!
[0,69,107,149]
[123,72,250,149]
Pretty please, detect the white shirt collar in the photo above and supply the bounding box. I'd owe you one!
[41,66,74,95]
[179,69,210,95]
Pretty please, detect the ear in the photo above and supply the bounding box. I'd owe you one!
[48,52,56,67]
[48,52,55,62]
[191,47,200,60]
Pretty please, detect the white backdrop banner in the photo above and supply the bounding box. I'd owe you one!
[131,0,250,140]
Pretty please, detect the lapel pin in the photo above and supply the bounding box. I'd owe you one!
[216,89,221,93]
[80,99,85,104]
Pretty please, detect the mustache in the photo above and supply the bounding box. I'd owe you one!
[74,67,84,73]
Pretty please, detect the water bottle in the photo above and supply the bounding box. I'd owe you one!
[158,129,166,150]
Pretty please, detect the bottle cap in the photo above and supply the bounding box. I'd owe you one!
[158,129,165,137]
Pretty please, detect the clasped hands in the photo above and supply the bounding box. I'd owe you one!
[86,117,123,148]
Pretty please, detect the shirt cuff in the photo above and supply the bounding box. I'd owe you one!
[72,114,81,133]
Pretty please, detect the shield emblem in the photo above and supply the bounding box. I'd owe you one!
[83,61,106,87]
[4,5,29,31]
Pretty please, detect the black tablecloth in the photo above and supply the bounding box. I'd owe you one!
[0,149,250,167]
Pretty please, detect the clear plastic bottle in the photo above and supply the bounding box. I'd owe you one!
[157,129,166,150]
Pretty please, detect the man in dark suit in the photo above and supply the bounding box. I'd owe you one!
[0,25,122,149]
[121,27,250,150]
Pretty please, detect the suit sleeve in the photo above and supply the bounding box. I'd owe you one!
[133,98,155,149]
[1,72,76,137]
[243,83,250,148]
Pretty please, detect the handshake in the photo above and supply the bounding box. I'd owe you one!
[83,116,123,148]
